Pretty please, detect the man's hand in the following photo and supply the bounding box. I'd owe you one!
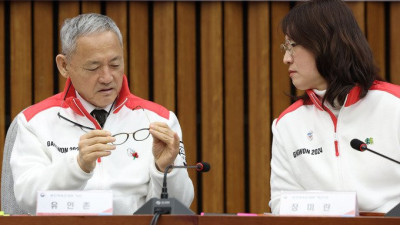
[77,130,116,173]
[150,122,180,172]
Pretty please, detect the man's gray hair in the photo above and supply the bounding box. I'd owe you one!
[60,13,123,58]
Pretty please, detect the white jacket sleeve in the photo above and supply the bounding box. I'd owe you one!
[146,112,194,206]
[269,119,303,214]
[10,114,92,214]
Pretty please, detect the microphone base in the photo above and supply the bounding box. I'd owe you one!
[385,202,400,217]
[133,197,195,215]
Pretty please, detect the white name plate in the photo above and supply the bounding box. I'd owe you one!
[36,190,113,215]
[279,191,358,216]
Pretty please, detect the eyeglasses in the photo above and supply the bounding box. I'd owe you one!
[57,105,152,145]
[280,39,297,55]
[111,105,151,145]
[112,128,150,145]
[57,112,95,132]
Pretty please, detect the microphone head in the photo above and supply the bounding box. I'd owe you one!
[350,139,367,152]
[196,162,211,172]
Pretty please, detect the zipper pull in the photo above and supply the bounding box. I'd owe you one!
[334,133,339,156]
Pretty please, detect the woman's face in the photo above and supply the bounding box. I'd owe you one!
[282,36,327,91]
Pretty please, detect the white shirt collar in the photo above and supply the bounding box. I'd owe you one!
[313,89,326,98]
[76,91,114,113]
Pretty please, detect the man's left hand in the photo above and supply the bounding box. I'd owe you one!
[149,122,180,172]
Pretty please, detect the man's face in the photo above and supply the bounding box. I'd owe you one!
[63,31,124,108]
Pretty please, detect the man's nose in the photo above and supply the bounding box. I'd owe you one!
[99,66,113,83]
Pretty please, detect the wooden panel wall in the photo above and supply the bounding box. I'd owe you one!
[201,2,224,213]
[247,2,270,213]
[390,2,400,84]
[129,2,149,99]
[224,2,245,213]
[0,1,399,214]
[0,2,4,194]
[176,1,198,213]
[34,2,54,103]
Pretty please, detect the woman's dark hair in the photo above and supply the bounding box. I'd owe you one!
[281,0,381,107]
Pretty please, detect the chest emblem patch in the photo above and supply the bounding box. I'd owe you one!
[127,148,139,160]
[307,130,313,141]
[365,137,374,145]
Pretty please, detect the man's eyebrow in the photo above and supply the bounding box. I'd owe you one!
[82,56,123,67]
[110,56,122,62]
[82,61,101,67]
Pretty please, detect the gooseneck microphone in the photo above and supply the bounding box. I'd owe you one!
[350,139,400,164]
[161,162,210,199]
[134,162,211,216]
[350,139,400,217]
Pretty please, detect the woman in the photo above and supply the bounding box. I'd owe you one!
[270,0,400,214]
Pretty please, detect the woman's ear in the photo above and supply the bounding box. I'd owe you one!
[55,54,69,78]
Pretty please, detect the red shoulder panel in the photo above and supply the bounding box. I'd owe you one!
[123,94,170,120]
[23,93,64,122]
[370,80,400,98]
[276,99,305,125]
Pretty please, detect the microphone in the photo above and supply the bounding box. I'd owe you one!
[161,162,210,199]
[167,161,211,172]
[350,139,400,217]
[134,162,211,215]
[350,139,400,164]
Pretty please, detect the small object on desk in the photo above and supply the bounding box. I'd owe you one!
[0,211,10,216]
[201,212,270,216]
[236,213,258,216]
[200,212,236,216]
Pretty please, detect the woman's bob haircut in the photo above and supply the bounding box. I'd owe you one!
[281,0,381,107]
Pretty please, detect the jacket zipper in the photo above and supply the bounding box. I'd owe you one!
[334,133,339,156]
[326,109,339,156]
[306,90,339,156]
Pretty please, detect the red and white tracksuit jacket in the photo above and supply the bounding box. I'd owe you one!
[270,80,400,214]
[10,75,194,215]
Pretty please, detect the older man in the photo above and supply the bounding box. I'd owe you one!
[10,13,193,215]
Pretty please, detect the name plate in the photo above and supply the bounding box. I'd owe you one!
[279,191,358,216]
[36,190,113,215]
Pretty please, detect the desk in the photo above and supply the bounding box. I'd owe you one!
[0,215,197,225]
[200,215,400,225]
[1,215,399,225]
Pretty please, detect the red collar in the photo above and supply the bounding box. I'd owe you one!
[306,84,364,110]
[61,75,131,116]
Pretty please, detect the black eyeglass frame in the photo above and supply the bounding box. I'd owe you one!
[57,112,95,131]
[57,105,152,146]
[111,128,150,145]
[110,105,152,145]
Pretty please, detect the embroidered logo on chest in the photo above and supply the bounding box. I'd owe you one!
[127,148,139,160]
[365,137,374,145]
[307,130,314,141]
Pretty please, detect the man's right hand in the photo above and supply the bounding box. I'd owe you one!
[77,130,116,173]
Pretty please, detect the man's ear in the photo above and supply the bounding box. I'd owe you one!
[56,54,69,78]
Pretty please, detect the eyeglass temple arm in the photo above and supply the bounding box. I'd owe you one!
[57,112,95,130]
